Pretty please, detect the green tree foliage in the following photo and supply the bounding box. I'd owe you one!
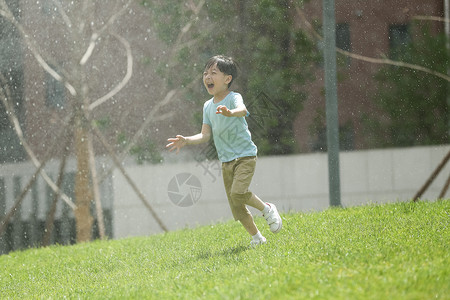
[367,25,449,147]
[143,0,319,155]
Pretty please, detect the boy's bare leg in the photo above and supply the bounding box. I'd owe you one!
[239,214,258,236]
[246,193,266,211]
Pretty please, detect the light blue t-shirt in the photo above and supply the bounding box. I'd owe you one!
[203,92,257,162]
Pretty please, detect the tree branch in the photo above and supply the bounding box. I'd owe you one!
[90,123,168,232]
[42,152,68,246]
[0,0,77,96]
[0,160,46,235]
[0,97,75,236]
[94,0,207,183]
[88,33,133,110]
[87,130,106,239]
[80,0,132,66]
[96,75,199,185]
[117,0,206,155]
[51,0,73,29]
[166,0,205,69]
[78,0,91,34]
[412,15,450,23]
[0,74,77,210]
[79,33,99,66]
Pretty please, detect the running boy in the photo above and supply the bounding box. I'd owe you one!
[166,55,282,246]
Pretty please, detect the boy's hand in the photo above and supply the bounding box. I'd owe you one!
[166,135,187,154]
[216,105,233,117]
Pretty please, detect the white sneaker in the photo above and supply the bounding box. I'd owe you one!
[263,203,282,233]
[250,236,267,247]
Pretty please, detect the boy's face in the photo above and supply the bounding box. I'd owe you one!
[203,63,232,96]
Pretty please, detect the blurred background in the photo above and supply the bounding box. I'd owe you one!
[0,0,448,254]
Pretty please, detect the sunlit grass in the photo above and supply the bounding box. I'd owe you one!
[1,200,449,299]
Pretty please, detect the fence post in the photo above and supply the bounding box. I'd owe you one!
[323,0,342,207]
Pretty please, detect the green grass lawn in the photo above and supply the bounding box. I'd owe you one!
[1,200,449,299]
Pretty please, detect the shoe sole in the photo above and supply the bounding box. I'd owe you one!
[267,203,282,234]
[271,222,282,234]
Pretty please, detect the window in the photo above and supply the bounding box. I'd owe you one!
[0,4,26,163]
[336,23,351,66]
[0,71,25,163]
[388,24,409,59]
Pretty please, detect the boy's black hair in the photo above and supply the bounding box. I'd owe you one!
[204,55,238,88]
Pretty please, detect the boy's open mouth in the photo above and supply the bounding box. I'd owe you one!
[207,83,214,89]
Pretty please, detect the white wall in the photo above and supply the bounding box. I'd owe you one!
[112,145,450,238]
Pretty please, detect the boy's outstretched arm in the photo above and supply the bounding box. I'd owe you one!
[216,104,248,117]
[166,124,211,154]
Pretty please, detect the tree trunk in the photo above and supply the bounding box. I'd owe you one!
[74,115,93,242]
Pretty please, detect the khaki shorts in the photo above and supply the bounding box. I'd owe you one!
[222,156,257,221]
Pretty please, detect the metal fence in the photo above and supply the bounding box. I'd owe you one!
[0,159,114,255]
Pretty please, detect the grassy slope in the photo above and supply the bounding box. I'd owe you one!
[0,200,449,299]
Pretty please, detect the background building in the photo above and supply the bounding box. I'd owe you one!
[0,0,446,161]
[295,0,445,151]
